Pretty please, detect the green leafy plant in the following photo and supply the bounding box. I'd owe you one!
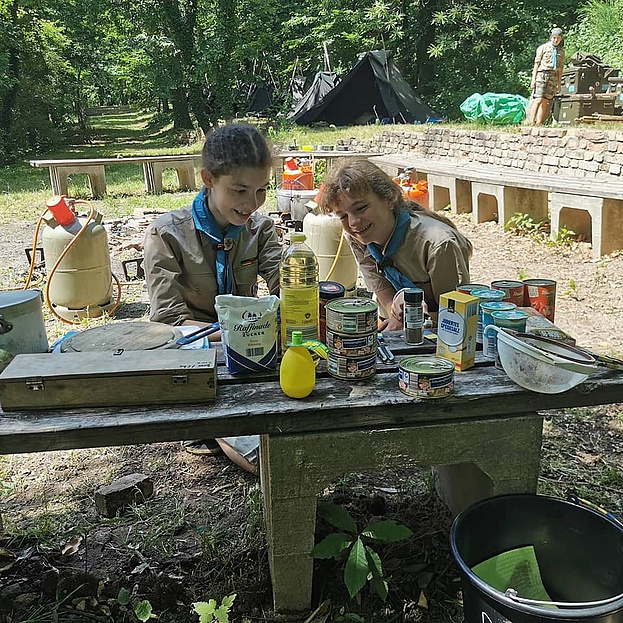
[517,267,530,281]
[547,225,577,247]
[117,587,156,622]
[193,594,236,623]
[505,213,549,239]
[312,503,413,601]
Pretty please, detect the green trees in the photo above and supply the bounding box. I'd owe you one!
[1,0,617,164]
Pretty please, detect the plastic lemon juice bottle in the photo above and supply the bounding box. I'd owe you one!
[280,331,315,398]
[280,233,319,348]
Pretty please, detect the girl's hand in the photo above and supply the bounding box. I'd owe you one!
[390,290,406,322]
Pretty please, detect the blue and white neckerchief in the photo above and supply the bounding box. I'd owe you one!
[366,207,417,291]
[191,188,243,295]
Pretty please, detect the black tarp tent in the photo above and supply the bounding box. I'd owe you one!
[290,50,438,126]
[288,71,339,119]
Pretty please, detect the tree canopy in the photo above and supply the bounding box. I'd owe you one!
[0,0,618,163]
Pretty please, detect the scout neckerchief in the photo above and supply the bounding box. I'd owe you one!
[192,188,243,295]
[366,207,417,291]
[551,41,560,70]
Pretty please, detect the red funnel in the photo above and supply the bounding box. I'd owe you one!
[46,195,76,226]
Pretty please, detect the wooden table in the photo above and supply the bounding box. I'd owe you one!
[30,154,202,197]
[2,333,623,612]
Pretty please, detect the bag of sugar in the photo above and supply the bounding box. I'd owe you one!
[215,294,280,374]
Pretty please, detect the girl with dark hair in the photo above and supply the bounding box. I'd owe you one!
[143,123,281,469]
[144,123,280,329]
[318,159,472,329]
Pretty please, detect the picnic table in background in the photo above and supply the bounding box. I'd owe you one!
[30,154,203,198]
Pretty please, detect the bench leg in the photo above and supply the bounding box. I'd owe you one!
[260,414,542,613]
[49,167,64,195]
[87,167,107,198]
[143,163,156,194]
[176,165,196,191]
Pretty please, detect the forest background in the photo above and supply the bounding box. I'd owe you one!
[2,0,623,165]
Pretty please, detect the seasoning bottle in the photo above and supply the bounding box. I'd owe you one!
[279,330,315,398]
[404,287,424,345]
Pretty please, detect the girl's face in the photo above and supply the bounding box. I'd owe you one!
[202,165,271,228]
[333,190,396,247]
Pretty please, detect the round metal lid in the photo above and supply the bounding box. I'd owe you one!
[400,355,455,375]
[325,297,378,314]
[61,322,182,353]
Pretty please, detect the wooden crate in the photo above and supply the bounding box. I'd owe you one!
[0,349,217,411]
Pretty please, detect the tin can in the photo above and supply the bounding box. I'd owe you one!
[523,279,557,322]
[490,280,525,306]
[325,297,378,334]
[319,281,346,343]
[457,283,489,296]
[470,288,505,344]
[327,352,376,380]
[325,328,377,357]
[398,355,455,399]
[480,301,517,358]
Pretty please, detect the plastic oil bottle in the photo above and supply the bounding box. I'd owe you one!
[280,330,315,398]
[280,233,319,348]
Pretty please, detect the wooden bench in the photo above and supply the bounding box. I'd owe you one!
[30,154,203,197]
[2,333,623,612]
[370,154,623,259]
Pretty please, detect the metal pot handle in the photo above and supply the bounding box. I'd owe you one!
[0,315,13,334]
[505,588,623,609]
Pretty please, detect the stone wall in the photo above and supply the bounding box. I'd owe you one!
[349,127,623,178]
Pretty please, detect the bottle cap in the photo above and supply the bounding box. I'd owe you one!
[404,287,423,303]
[291,331,303,346]
[290,233,307,243]
[319,281,345,300]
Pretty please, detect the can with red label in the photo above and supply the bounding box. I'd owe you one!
[490,280,525,306]
[523,279,557,322]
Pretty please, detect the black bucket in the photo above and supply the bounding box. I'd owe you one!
[450,494,623,623]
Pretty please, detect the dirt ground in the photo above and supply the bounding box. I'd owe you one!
[1,212,623,622]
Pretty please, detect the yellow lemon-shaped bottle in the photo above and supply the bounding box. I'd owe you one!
[279,331,315,398]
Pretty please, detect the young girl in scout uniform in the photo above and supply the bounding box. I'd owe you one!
[318,159,472,329]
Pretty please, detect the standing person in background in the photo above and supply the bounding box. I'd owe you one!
[143,123,281,470]
[528,27,565,126]
[318,159,472,329]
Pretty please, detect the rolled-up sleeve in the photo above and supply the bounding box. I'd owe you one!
[143,225,193,325]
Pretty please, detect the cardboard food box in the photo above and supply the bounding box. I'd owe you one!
[0,349,217,411]
[518,307,576,346]
[436,291,479,371]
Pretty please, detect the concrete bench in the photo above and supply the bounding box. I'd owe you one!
[370,154,623,259]
[30,154,203,197]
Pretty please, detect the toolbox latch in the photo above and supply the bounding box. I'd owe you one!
[26,378,45,391]
[171,375,188,385]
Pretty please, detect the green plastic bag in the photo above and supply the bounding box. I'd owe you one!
[460,92,529,125]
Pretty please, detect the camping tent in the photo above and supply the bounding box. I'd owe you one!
[289,71,339,119]
[290,50,437,125]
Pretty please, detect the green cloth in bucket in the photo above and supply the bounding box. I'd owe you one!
[471,545,557,608]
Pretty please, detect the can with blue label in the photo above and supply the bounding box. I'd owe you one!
[398,355,455,399]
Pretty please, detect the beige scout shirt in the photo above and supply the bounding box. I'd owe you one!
[534,42,564,72]
[348,211,471,315]
[144,205,281,325]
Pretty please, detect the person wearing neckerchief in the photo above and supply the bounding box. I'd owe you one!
[143,123,281,469]
[528,27,565,126]
[318,159,472,330]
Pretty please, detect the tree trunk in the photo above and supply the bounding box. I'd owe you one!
[188,84,212,135]
[171,87,193,129]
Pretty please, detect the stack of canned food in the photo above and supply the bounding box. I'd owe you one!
[324,297,379,380]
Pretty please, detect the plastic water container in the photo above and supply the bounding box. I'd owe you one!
[302,213,358,296]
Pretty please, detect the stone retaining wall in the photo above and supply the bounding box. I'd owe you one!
[349,127,623,178]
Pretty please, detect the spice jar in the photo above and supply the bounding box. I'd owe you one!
[404,287,424,345]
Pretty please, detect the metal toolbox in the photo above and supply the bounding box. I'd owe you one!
[0,349,217,411]
[553,93,617,123]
